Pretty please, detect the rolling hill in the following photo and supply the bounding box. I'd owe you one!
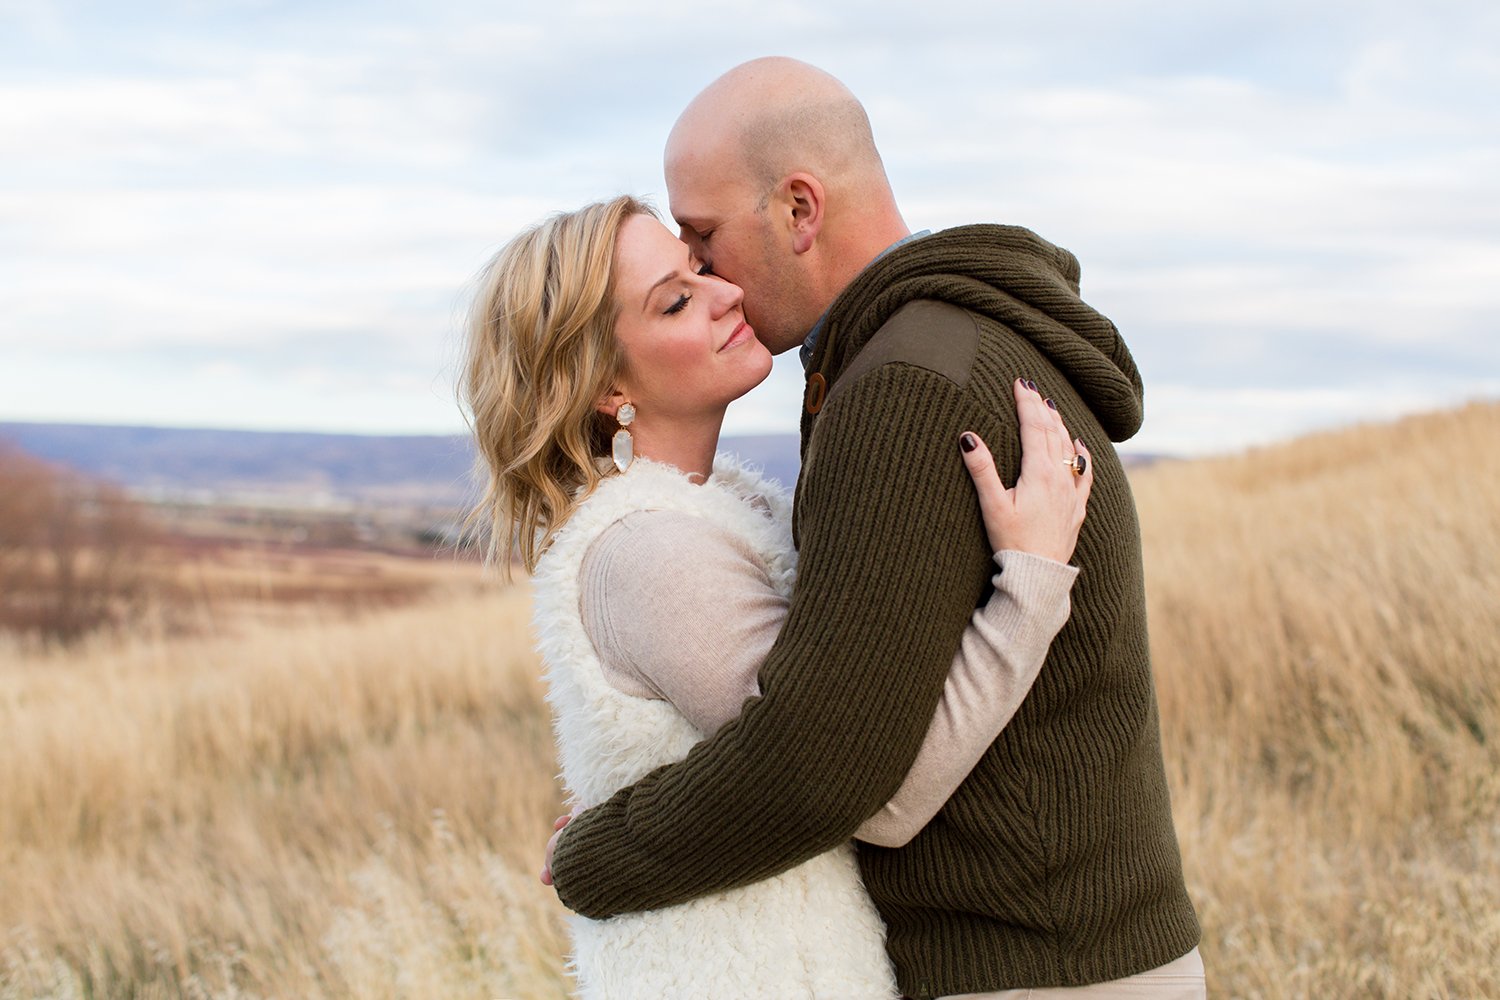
[0,422,804,507]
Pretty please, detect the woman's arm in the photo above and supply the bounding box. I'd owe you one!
[579,508,1076,847]
[579,509,779,738]
[854,549,1076,846]
[572,383,1093,855]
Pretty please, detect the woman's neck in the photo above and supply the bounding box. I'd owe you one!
[629,411,724,484]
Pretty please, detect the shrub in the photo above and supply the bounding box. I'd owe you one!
[0,442,153,641]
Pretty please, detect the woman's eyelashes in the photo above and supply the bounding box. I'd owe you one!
[662,259,711,315]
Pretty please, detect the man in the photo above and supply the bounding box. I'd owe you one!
[545,57,1203,999]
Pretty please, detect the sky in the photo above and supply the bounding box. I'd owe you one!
[1,0,1497,456]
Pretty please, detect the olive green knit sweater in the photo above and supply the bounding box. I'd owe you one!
[549,224,1200,997]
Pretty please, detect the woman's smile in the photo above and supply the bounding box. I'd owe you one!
[718,320,753,353]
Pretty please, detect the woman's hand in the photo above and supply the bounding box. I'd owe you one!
[540,812,572,887]
[959,378,1094,564]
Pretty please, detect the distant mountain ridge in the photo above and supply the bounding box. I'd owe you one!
[0,420,1169,509]
[0,421,803,507]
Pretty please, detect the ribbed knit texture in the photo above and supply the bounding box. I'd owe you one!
[549,224,1200,997]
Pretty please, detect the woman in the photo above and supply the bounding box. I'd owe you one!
[462,196,1093,999]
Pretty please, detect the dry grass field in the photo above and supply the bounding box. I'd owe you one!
[0,581,569,1000]
[2,401,1497,999]
[1134,400,1500,997]
[139,540,491,630]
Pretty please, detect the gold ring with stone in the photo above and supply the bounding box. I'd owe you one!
[1064,454,1087,476]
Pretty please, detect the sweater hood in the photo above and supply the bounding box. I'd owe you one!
[807,224,1144,442]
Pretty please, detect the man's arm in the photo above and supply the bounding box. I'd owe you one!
[549,364,1010,918]
[854,548,1076,847]
[583,515,1077,848]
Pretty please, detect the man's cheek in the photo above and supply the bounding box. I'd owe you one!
[741,293,765,325]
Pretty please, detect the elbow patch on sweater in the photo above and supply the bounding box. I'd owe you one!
[825,299,980,409]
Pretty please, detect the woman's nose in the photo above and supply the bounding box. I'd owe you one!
[711,278,744,318]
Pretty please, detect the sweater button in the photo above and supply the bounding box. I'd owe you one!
[805,373,827,414]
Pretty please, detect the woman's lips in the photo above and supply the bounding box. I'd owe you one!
[719,320,753,352]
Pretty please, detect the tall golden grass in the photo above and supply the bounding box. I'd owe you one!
[1136,400,1500,997]
[2,401,1497,998]
[0,586,570,1000]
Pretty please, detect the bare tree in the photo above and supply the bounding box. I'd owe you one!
[0,442,153,640]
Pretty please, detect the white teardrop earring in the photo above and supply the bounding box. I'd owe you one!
[611,402,636,472]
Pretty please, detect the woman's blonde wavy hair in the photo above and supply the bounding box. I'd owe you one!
[461,195,653,575]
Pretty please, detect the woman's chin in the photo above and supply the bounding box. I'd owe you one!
[738,353,776,398]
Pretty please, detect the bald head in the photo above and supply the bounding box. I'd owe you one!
[666,57,886,198]
[663,58,908,355]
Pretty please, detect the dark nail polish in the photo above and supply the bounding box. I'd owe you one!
[1026,379,1038,391]
[1045,398,1057,410]
[960,433,977,453]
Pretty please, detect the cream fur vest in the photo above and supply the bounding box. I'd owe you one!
[531,455,898,1000]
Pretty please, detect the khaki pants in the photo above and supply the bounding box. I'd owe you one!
[941,947,1205,999]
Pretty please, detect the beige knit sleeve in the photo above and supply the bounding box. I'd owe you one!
[581,511,1077,846]
[579,510,779,737]
[854,550,1078,847]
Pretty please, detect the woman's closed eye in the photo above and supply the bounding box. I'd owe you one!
[664,292,691,316]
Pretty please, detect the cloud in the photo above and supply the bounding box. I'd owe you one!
[1131,379,1500,456]
[0,187,555,353]
[0,0,1496,454]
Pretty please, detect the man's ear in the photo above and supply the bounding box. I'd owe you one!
[783,173,824,255]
